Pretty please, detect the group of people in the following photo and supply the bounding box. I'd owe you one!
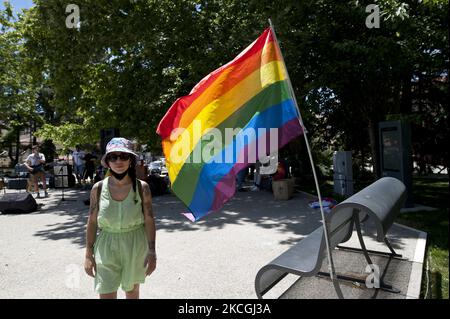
[236,159,289,192]
[23,144,100,197]
[71,145,99,185]
[23,142,168,199]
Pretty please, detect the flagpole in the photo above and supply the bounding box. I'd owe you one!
[268,19,343,298]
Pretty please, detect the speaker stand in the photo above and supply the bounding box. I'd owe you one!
[60,187,76,202]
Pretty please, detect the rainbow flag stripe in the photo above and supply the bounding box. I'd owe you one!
[157,28,303,221]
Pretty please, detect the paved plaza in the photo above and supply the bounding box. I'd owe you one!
[0,187,426,299]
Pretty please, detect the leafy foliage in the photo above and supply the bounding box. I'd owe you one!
[1,0,447,174]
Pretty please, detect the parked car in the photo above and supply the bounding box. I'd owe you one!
[149,161,162,175]
[149,160,168,176]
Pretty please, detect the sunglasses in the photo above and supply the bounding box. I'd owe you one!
[106,153,131,162]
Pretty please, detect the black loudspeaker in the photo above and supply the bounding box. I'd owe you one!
[7,178,28,190]
[0,193,38,214]
[100,128,120,154]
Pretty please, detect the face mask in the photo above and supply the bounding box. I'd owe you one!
[110,169,128,180]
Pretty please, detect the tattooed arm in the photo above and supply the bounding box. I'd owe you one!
[141,181,157,276]
[84,183,99,277]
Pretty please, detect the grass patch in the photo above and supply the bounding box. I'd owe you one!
[412,177,449,208]
[397,208,448,299]
[398,175,449,299]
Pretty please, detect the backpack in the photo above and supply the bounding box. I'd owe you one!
[96,179,145,213]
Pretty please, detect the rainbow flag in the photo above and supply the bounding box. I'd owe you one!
[157,28,303,221]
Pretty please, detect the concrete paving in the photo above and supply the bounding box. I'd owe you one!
[0,187,427,299]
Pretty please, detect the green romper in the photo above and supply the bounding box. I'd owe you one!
[94,177,149,294]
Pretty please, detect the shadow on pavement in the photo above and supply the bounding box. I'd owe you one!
[21,188,419,252]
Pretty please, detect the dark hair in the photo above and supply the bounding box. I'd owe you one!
[128,156,139,204]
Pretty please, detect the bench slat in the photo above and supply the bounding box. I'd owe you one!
[255,227,325,298]
[268,226,325,274]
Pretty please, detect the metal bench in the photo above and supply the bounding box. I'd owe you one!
[254,177,406,299]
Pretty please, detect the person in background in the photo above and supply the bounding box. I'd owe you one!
[83,150,98,184]
[272,161,287,181]
[136,159,149,184]
[24,145,48,198]
[250,161,262,191]
[236,167,247,192]
[258,161,288,192]
[72,145,86,185]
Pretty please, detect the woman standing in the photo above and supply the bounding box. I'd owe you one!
[84,138,156,299]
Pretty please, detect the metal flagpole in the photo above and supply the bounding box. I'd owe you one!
[268,19,343,298]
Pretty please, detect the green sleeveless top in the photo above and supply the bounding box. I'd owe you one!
[97,177,144,233]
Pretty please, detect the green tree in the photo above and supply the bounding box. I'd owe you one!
[0,3,40,165]
[4,0,447,175]
[259,0,448,178]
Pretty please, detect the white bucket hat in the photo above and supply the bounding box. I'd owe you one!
[101,137,138,167]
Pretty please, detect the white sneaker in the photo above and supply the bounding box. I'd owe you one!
[250,185,260,191]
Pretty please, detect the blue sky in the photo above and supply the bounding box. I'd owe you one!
[0,0,35,16]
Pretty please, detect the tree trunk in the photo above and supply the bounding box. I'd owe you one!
[14,127,20,167]
[400,71,413,114]
[368,120,380,179]
[8,143,14,165]
[33,120,37,145]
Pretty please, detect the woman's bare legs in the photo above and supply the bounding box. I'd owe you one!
[100,292,117,299]
[98,285,139,299]
[125,284,139,299]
